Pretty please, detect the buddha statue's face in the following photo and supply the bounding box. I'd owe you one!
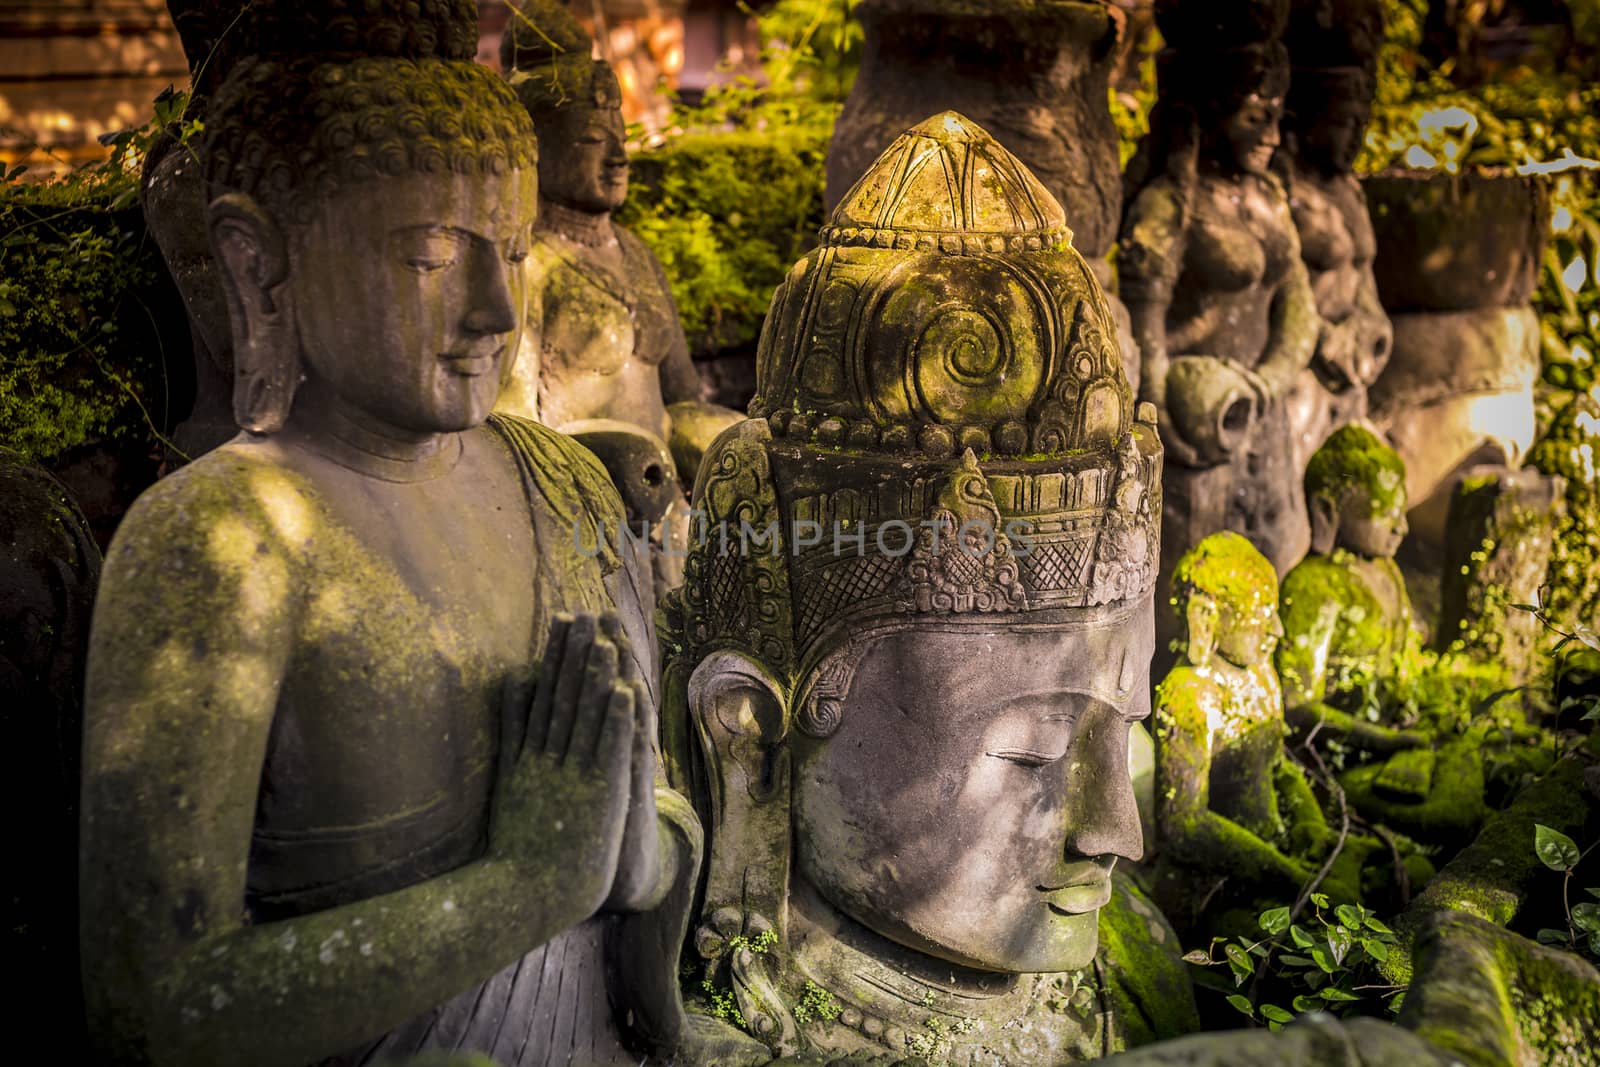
[790,605,1152,974]
[286,167,537,434]
[1335,487,1408,559]
[1214,593,1284,671]
[1221,91,1284,177]
[538,101,628,215]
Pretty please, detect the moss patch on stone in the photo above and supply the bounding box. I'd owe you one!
[1303,424,1407,518]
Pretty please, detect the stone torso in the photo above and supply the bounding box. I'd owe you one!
[1168,172,1299,366]
[1291,171,1375,325]
[1281,551,1413,706]
[506,216,675,442]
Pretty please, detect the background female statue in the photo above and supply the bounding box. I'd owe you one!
[1119,0,1319,628]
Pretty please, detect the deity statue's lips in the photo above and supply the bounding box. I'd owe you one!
[439,345,504,377]
[1038,857,1116,915]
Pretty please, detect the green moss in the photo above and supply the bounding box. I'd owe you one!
[1169,530,1279,619]
[1528,391,1600,641]
[1097,873,1201,1046]
[1304,424,1407,519]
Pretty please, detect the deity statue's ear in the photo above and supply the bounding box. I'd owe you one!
[208,192,299,434]
[1308,491,1340,556]
[686,650,791,936]
[1184,592,1220,669]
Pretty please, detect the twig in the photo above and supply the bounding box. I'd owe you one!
[1292,734,1350,923]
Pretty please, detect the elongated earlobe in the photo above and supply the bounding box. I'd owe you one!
[209,192,299,434]
[1308,492,1339,556]
[1184,592,1220,669]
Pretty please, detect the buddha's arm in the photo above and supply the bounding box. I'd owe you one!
[646,250,702,407]
[1154,683,1309,890]
[1255,254,1319,398]
[80,491,627,1067]
[1275,756,1333,856]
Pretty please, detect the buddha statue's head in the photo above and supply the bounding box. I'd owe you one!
[673,113,1161,994]
[502,0,628,216]
[1304,425,1409,558]
[1171,531,1282,673]
[199,0,537,435]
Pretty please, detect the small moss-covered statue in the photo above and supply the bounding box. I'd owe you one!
[1278,424,1424,750]
[1276,425,1533,842]
[1151,531,1364,932]
[78,4,758,1065]
[1119,0,1319,600]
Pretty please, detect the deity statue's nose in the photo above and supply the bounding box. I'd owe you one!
[1061,711,1146,864]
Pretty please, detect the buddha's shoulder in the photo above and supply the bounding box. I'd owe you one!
[105,444,325,578]
[1281,554,1364,606]
[1156,664,1227,725]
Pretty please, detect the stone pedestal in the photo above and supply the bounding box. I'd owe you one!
[1436,466,1568,679]
[1363,171,1551,552]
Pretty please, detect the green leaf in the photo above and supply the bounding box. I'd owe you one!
[1585,888,1600,901]
[1226,994,1255,1018]
[1361,938,1390,961]
[1335,904,1362,929]
[1310,944,1336,973]
[1182,950,1214,965]
[1260,1004,1294,1024]
[1388,992,1406,1014]
[1259,906,1292,935]
[1363,915,1395,936]
[1290,924,1316,948]
[1536,928,1570,945]
[1327,925,1354,967]
[1573,903,1600,934]
[1311,892,1330,909]
[1318,987,1360,1003]
[1292,994,1322,1012]
[1279,954,1315,968]
[1226,943,1255,984]
[1535,824,1581,870]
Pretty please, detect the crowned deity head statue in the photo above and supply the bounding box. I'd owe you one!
[668,113,1164,1061]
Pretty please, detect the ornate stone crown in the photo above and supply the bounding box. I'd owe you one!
[680,113,1161,678]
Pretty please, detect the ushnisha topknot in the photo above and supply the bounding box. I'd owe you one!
[203,55,538,226]
[499,0,616,120]
[167,0,480,75]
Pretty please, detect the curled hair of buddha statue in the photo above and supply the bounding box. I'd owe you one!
[1303,424,1406,519]
[200,1,538,433]
[500,0,617,124]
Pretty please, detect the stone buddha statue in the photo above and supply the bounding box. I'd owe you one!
[1278,425,1551,843]
[1119,0,1319,627]
[1150,531,1369,934]
[495,0,741,593]
[1277,425,1424,752]
[78,5,759,1065]
[1279,0,1393,473]
[664,112,1196,1064]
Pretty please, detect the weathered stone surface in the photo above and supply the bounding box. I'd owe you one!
[826,0,1123,260]
[1369,305,1542,550]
